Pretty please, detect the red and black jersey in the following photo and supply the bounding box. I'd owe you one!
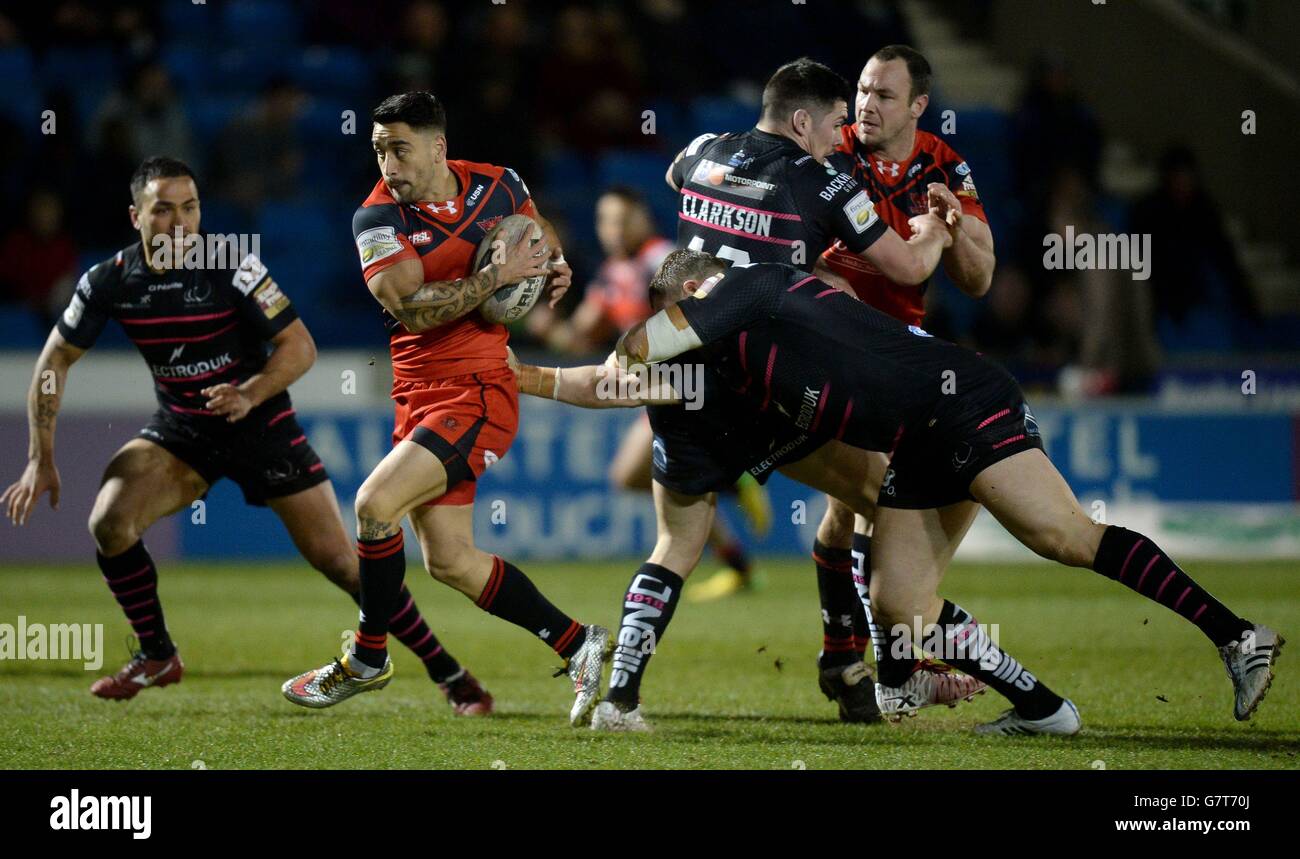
[821,125,988,326]
[56,239,299,424]
[351,160,536,382]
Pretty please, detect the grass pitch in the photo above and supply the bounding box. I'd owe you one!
[1,559,1297,770]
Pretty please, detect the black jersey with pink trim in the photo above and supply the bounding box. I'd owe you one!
[674,263,1014,453]
[670,128,888,266]
[56,239,299,424]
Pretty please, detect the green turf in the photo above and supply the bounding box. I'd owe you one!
[1,559,1297,769]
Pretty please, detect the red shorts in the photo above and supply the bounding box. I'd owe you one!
[391,367,519,506]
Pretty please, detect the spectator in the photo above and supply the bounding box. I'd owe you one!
[1012,54,1103,213]
[0,189,78,325]
[209,78,307,213]
[1131,144,1260,349]
[526,186,671,354]
[93,60,195,167]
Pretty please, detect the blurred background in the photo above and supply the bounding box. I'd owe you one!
[1,0,1297,564]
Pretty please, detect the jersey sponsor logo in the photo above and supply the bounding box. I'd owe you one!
[684,133,718,157]
[150,352,234,379]
[252,278,290,319]
[426,200,458,216]
[232,254,269,295]
[793,154,813,166]
[466,184,485,207]
[62,293,85,328]
[726,149,754,169]
[183,281,212,304]
[680,193,773,238]
[907,162,923,178]
[483,450,499,469]
[874,159,901,178]
[506,167,530,196]
[689,159,776,201]
[795,386,820,430]
[476,215,504,234]
[842,190,879,234]
[356,226,404,267]
[907,324,933,337]
[954,161,971,176]
[819,172,857,201]
[148,281,184,292]
[410,230,433,246]
[958,173,979,199]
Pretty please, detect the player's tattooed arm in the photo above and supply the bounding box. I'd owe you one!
[2,329,85,524]
[367,232,549,333]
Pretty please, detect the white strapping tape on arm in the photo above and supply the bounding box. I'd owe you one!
[643,310,703,363]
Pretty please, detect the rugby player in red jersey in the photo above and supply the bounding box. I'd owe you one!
[810,46,998,718]
[2,157,488,713]
[282,93,610,725]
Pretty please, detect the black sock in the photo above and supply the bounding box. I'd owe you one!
[813,539,858,668]
[353,532,406,669]
[476,556,586,659]
[1093,526,1249,647]
[931,600,1063,720]
[349,585,461,682]
[607,563,684,707]
[97,540,173,659]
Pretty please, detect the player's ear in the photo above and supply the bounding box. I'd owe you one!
[681,278,700,297]
[128,204,140,230]
[791,107,810,137]
[911,93,929,121]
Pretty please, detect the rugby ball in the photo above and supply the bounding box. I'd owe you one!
[474,214,549,324]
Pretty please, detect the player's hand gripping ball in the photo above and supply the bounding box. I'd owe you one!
[475,214,550,324]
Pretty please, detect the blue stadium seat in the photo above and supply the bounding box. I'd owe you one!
[689,95,758,137]
[289,48,371,99]
[254,201,354,299]
[187,95,251,139]
[39,46,118,92]
[161,0,216,41]
[595,150,678,237]
[0,46,34,85]
[211,47,288,94]
[222,0,300,48]
[160,45,216,95]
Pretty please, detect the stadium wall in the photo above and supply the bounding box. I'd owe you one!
[1,354,1296,563]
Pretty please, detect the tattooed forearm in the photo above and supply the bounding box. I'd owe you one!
[391,265,503,333]
[357,515,399,541]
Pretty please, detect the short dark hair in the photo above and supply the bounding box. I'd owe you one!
[650,249,726,307]
[599,185,649,212]
[372,91,447,133]
[129,156,196,203]
[761,57,849,123]
[870,44,932,102]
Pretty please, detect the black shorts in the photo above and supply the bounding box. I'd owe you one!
[648,380,817,496]
[137,403,329,507]
[878,378,1043,510]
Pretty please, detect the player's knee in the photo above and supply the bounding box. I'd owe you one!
[88,507,136,556]
[1023,520,1100,569]
[353,484,400,534]
[424,555,474,589]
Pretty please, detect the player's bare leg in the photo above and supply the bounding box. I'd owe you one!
[872,500,1071,734]
[87,439,205,700]
[594,482,715,732]
[270,482,488,715]
[611,417,764,603]
[283,439,445,708]
[971,448,1281,722]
